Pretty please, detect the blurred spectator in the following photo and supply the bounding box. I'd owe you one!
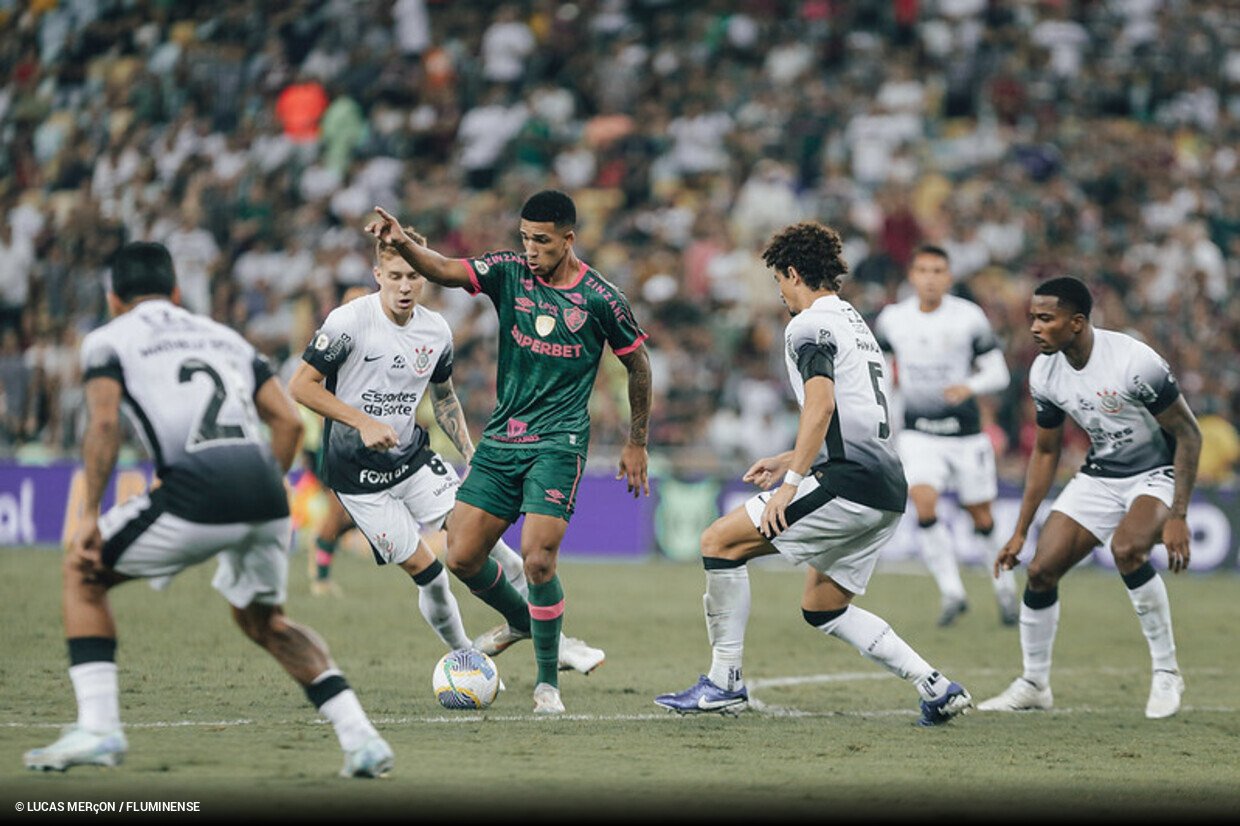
[0,0,1237,486]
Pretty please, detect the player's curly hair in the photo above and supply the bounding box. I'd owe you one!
[762,221,847,292]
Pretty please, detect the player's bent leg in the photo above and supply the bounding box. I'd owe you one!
[521,514,569,703]
[398,541,471,650]
[655,507,773,715]
[911,486,968,626]
[801,569,972,726]
[449,503,532,655]
[1111,496,1184,718]
[232,602,390,777]
[964,501,1019,625]
[979,513,1097,712]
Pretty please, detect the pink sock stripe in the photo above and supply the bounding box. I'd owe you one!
[529,600,565,621]
[315,550,333,567]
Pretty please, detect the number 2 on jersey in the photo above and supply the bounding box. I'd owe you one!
[867,362,891,439]
[178,358,254,449]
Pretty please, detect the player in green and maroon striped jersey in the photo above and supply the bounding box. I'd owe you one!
[366,191,652,714]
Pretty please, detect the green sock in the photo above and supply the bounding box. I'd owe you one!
[314,537,337,580]
[460,558,530,633]
[528,576,564,688]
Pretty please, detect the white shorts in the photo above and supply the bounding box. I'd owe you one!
[336,456,461,565]
[897,429,997,505]
[744,476,901,596]
[99,494,290,610]
[1051,467,1176,546]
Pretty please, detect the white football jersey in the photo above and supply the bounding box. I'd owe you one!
[1030,329,1180,477]
[302,294,453,494]
[784,295,906,513]
[79,298,288,523]
[874,294,1001,436]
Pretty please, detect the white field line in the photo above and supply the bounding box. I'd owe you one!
[4,668,1233,728]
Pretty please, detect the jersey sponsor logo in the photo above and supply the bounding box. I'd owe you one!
[535,315,557,337]
[496,417,540,443]
[360,389,418,416]
[359,463,412,487]
[510,324,583,358]
[391,354,407,370]
[413,346,432,375]
[1097,389,1124,414]
[565,306,587,333]
[914,416,962,436]
[515,296,535,313]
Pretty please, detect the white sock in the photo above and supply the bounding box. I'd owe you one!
[416,567,472,650]
[313,672,377,752]
[818,606,938,697]
[704,566,750,691]
[69,662,120,732]
[1125,573,1179,673]
[977,528,1018,602]
[1020,599,1060,689]
[919,521,966,604]
[489,538,527,599]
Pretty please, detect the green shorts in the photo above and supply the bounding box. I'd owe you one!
[456,441,586,523]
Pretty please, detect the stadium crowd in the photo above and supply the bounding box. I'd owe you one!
[2,0,1239,486]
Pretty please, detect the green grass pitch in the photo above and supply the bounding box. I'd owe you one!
[2,545,1237,822]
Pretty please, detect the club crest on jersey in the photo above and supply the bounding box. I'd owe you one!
[474,260,490,275]
[413,345,432,376]
[535,315,556,337]
[1097,389,1124,414]
[564,306,587,333]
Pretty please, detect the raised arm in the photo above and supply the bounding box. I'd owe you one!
[1154,395,1202,573]
[365,206,475,289]
[429,377,475,463]
[616,345,652,497]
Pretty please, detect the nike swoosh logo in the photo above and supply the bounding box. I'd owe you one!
[696,694,743,710]
[363,355,383,362]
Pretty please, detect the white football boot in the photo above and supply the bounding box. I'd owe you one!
[977,677,1053,711]
[558,635,605,674]
[340,735,394,778]
[1145,670,1184,719]
[532,683,565,715]
[24,725,127,771]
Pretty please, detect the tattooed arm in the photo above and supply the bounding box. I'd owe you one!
[429,378,474,462]
[616,345,652,497]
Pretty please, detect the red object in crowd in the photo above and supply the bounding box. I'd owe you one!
[275,81,329,142]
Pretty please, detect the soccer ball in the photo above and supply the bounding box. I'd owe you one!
[432,649,500,710]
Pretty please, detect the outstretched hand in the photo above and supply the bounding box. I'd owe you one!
[365,206,411,248]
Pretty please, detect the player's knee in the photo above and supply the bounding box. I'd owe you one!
[699,520,732,559]
[1109,535,1151,570]
[522,547,556,582]
[233,603,284,645]
[1024,559,1060,592]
